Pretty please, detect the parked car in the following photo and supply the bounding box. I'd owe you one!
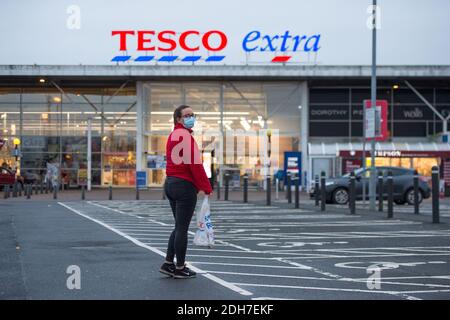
[0,167,25,189]
[309,166,431,205]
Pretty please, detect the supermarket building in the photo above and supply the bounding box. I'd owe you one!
[0,64,449,194]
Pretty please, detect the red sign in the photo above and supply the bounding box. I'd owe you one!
[364,100,388,141]
[340,150,450,158]
[112,30,228,52]
[343,159,361,174]
[443,159,450,187]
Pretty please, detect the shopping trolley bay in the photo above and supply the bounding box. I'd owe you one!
[1,199,450,300]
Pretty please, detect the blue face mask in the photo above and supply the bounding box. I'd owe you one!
[183,116,196,129]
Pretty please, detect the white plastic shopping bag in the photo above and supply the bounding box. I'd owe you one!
[193,196,215,247]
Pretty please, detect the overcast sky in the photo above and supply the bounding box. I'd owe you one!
[1,0,449,65]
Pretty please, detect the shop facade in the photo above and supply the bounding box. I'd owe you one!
[307,76,450,195]
[0,65,449,189]
[0,85,137,187]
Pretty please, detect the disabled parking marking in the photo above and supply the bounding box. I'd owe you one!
[335,261,447,270]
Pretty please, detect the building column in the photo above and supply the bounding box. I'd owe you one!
[300,81,309,191]
[136,81,144,172]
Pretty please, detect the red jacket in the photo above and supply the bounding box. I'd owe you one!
[165,123,213,194]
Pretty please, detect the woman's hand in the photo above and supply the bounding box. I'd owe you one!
[199,191,213,197]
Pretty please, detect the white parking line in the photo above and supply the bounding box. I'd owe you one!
[229,282,425,297]
[58,202,253,297]
[203,271,450,288]
[189,261,311,269]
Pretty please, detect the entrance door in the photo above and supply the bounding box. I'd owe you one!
[312,158,333,179]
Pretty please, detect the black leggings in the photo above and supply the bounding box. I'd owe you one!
[164,176,197,267]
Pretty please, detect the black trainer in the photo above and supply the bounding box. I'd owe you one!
[173,266,197,279]
[159,263,176,277]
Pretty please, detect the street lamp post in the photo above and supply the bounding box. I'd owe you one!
[87,117,92,191]
[369,0,378,210]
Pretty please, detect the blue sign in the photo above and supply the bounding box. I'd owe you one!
[242,31,321,53]
[136,171,147,189]
[283,151,302,185]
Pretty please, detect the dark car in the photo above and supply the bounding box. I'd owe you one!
[310,166,431,205]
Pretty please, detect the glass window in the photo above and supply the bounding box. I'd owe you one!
[61,152,101,170]
[394,89,433,104]
[0,91,20,138]
[310,89,349,103]
[21,152,60,169]
[22,91,62,136]
[143,81,303,185]
[0,87,137,187]
[145,82,182,134]
[185,83,221,133]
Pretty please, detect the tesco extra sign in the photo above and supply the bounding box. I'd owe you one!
[111,30,321,63]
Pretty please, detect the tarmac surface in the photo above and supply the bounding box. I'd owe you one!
[1,191,450,300]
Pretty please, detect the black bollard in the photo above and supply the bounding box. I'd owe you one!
[387,171,393,219]
[349,171,356,215]
[378,172,383,212]
[217,180,221,200]
[109,185,113,200]
[13,182,18,198]
[320,171,326,212]
[30,184,33,196]
[41,181,44,194]
[4,185,8,199]
[18,183,22,197]
[27,184,31,199]
[315,175,320,207]
[413,170,419,215]
[82,185,86,200]
[45,181,49,194]
[431,166,440,224]
[266,176,271,206]
[294,175,299,209]
[136,185,140,200]
[287,172,292,204]
[224,173,229,201]
[243,174,248,203]
[6,185,11,198]
[53,184,58,200]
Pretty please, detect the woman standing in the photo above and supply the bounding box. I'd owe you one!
[160,105,213,279]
